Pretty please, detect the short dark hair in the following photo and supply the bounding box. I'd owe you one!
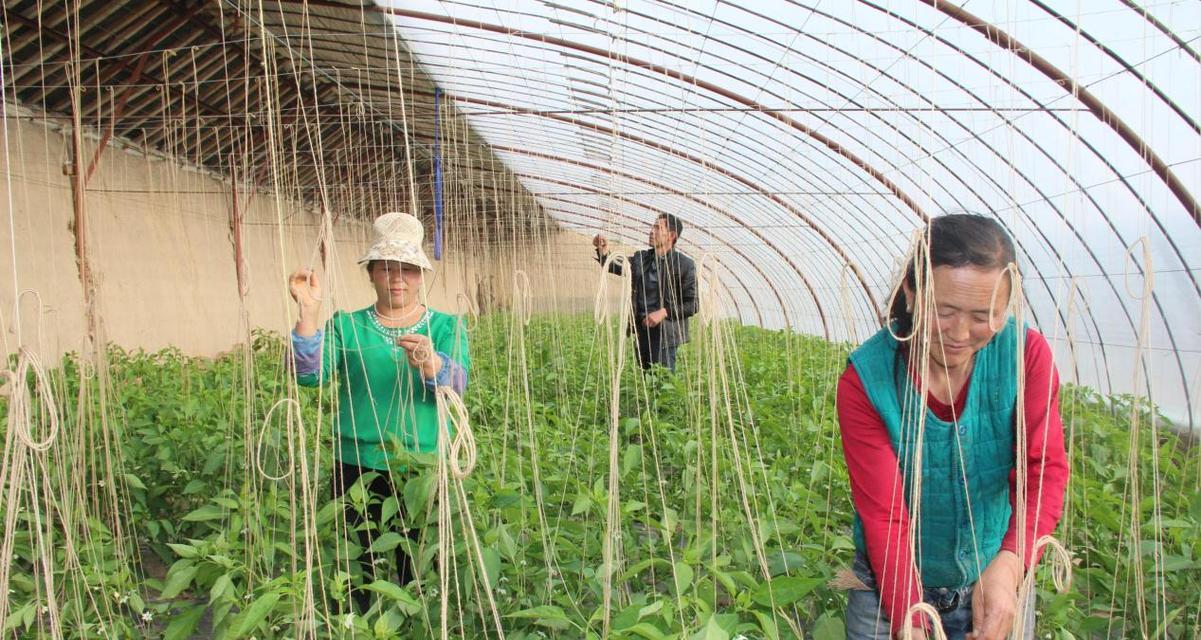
[657,213,683,241]
[888,213,1017,335]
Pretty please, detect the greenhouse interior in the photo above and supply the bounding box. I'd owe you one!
[0,0,1198,638]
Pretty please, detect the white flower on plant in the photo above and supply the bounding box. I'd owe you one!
[98,480,105,488]
[119,594,129,604]
[141,611,153,622]
[40,605,48,614]
[343,613,355,629]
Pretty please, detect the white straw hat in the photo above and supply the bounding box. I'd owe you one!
[357,212,433,271]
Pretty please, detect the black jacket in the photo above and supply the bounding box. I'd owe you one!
[598,247,699,346]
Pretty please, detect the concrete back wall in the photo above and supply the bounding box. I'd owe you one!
[0,116,611,363]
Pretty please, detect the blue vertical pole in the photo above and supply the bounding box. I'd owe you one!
[433,88,444,260]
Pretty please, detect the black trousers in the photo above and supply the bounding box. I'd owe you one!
[633,322,678,371]
[331,462,419,607]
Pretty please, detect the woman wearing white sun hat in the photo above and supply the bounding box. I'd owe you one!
[288,211,469,607]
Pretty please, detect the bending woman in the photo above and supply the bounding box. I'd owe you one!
[288,212,468,605]
[838,214,1068,640]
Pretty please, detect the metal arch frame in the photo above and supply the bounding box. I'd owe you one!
[391,10,1129,343]
[395,25,1080,340]
[839,0,1195,418]
[1027,0,1198,137]
[316,35,923,308]
[715,0,1131,392]
[672,0,1195,416]
[453,1,1196,420]
[374,3,1201,314]
[372,7,990,293]
[272,2,1191,403]
[568,0,1083,336]
[592,0,1182,405]
[509,173,782,329]
[1116,0,1201,64]
[542,205,759,324]
[421,153,774,325]
[397,3,1192,424]
[431,90,884,320]
[918,0,1199,226]
[396,56,909,306]
[488,145,830,336]
[399,35,916,274]
[541,206,767,328]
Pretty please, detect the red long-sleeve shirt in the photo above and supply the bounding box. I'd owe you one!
[837,327,1069,634]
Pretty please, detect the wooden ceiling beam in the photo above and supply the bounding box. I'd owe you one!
[8,2,133,87]
[35,4,199,114]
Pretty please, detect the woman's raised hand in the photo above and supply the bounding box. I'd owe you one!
[289,269,322,337]
[289,269,322,309]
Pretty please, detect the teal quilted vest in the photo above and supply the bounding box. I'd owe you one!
[848,318,1019,588]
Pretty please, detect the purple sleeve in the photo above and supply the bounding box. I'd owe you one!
[291,330,324,377]
[423,351,468,395]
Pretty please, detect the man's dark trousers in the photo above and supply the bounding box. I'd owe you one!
[634,322,677,371]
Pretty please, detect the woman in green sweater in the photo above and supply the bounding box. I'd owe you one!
[288,211,468,606]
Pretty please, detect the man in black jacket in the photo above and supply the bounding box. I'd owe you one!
[593,213,698,371]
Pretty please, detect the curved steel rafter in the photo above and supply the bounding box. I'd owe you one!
[436,90,883,316]
[171,0,1195,424]
[510,173,793,331]
[543,207,767,328]
[916,0,1199,226]
[490,145,832,335]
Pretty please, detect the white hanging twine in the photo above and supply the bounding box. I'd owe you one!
[696,252,720,327]
[839,263,858,342]
[455,291,479,332]
[7,346,60,452]
[255,398,301,481]
[1013,536,1073,637]
[900,602,949,640]
[8,289,47,356]
[1028,535,1073,593]
[436,386,476,480]
[593,253,630,325]
[1123,237,1154,301]
[513,269,533,326]
[884,228,929,343]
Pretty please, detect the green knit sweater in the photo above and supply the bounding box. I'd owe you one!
[294,306,470,471]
